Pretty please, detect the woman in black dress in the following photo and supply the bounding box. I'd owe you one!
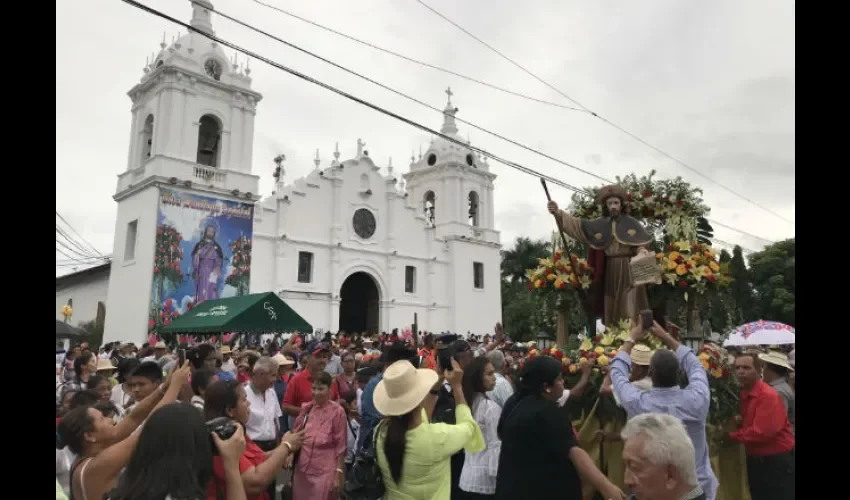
[495,356,625,500]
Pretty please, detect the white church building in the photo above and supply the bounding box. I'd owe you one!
[83,1,502,346]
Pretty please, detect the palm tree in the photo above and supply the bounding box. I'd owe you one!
[500,237,551,283]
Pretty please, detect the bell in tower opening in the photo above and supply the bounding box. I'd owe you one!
[468,191,479,226]
[196,114,222,167]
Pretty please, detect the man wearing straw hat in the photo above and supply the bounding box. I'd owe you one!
[757,350,795,434]
[547,184,654,326]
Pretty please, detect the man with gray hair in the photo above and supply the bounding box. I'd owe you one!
[622,413,705,500]
[486,349,514,407]
[245,356,283,500]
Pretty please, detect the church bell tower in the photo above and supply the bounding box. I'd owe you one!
[102,0,263,345]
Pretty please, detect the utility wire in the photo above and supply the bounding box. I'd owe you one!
[415,0,795,226]
[57,226,98,257]
[56,211,106,257]
[248,0,588,113]
[196,1,610,186]
[123,0,774,249]
[196,1,775,245]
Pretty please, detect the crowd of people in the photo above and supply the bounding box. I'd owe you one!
[55,322,794,500]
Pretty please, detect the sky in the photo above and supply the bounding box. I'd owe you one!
[56,0,795,277]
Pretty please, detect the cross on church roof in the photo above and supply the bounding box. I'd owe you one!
[445,86,453,105]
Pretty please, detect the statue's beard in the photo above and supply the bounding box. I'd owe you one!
[609,209,620,219]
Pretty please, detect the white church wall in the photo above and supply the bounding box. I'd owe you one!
[102,187,160,345]
[448,240,502,336]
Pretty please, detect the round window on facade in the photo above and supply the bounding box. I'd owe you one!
[427,153,437,166]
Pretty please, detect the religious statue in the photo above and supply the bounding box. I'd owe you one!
[191,225,224,304]
[547,184,654,326]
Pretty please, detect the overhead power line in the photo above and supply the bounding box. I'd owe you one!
[248,0,588,113]
[121,0,775,249]
[193,1,777,245]
[56,211,105,257]
[414,0,795,227]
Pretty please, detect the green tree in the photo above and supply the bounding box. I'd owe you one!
[727,245,753,325]
[500,237,550,283]
[748,239,795,326]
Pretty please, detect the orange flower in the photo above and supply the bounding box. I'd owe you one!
[702,267,713,276]
[709,261,720,272]
[676,264,688,276]
[700,359,710,370]
[667,260,678,270]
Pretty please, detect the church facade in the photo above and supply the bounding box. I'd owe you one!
[101,1,501,345]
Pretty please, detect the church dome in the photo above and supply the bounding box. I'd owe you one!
[411,89,486,172]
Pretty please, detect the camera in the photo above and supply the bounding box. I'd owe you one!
[206,417,239,454]
[436,333,460,371]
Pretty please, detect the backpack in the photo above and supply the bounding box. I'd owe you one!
[344,420,386,500]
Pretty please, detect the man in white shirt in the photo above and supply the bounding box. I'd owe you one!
[244,356,283,499]
[485,349,514,408]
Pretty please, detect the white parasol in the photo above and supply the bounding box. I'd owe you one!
[722,320,795,347]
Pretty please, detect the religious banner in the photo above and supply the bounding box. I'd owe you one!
[148,188,254,333]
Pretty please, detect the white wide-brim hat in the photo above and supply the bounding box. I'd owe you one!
[272,353,295,367]
[373,360,438,417]
[758,351,794,371]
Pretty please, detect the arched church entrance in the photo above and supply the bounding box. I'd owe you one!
[339,272,380,335]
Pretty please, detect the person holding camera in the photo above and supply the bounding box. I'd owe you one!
[376,356,484,499]
[204,379,305,500]
[109,403,249,500]
[57,361,192,500]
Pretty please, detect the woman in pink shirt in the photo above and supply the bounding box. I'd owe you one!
[289,371,348,500]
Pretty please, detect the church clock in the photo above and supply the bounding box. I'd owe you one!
[352,209,376,239]
[204,59,223,81]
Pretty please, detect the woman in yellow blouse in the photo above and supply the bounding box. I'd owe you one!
[375,357,484,500]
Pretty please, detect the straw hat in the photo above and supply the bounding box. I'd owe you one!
[758,351,794,371]
[373,361,438,416]
[96,358,116,372]
[631,344,654,366]
[154,341,167,349]
[272,353,295,367]
[220,346,232,355]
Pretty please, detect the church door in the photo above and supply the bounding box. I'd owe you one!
[339,272,380,335]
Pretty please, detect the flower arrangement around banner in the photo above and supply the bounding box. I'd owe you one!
[656,241,731,297]
[153,225,185,286]
[698,343,740,427]
[225,235,252,296]
[525,249,594,291]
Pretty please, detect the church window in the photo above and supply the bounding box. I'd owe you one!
[466,154,475,167]
[468,191,479,226]
[141,114,154,162]
[155,60,164,68]
[405,266,416,293]
[124,219,138,262]
[360,173,369,190]
[427,153,437,166]
[473,262,484,289]
[196,115,222,168]
[297,251,314,283]
[423,191,435,227]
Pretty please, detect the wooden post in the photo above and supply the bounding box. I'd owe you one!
[412,313,418,347]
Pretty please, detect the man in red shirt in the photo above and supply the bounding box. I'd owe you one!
[281,344,339,418]
[728,352,795,500]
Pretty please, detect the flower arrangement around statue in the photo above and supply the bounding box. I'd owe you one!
[569,171,709,239]
[526,249,594,292]
[698,343,740,427]
[656,241,730,298]
[225,235,252,296]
